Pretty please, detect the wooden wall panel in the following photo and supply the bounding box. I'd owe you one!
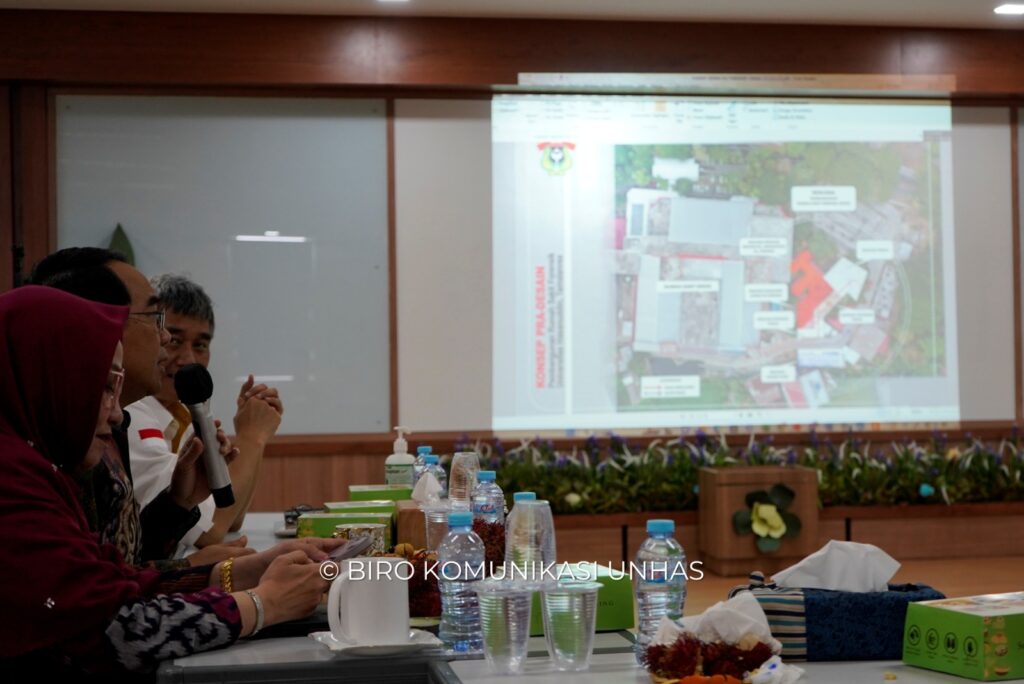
[851,515,1024,559]
[0,11,1023,95]
[10,85,51,279]
[0,85,11,291]
[248,452,388,511]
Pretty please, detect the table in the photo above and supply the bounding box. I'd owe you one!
[158,514,971,683]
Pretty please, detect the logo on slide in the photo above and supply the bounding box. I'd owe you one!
[538,142,575,176]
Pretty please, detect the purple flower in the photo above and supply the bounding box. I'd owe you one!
[786,448,797,465]
[919,483,936,497]
[493,439,506,457]
[695,429,708,448]
[556,455,569,468]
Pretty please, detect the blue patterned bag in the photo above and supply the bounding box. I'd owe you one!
[729,572,945,661]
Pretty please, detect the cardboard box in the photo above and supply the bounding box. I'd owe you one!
[349,484,413,502]
[296,512,394,548]
[904,592,1024,680]
[396,500,427,549]
[324,500,398,516]
[527,562,635,636]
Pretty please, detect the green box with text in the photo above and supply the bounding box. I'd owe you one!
[348,484,413,502]
[903,593,1024,681]
[527,563,634,636]
[296,512,393,547]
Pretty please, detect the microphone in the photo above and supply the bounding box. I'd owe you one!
[174,363,235,508]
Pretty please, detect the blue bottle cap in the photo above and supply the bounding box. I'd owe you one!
[417,445,433,455]
[476,470,496,481]
[513,492,536,502]
[448,511,473,526]
[647,519,675,534]
[425,454,439,464]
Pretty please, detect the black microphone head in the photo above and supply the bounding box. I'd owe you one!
[174,363,214,404]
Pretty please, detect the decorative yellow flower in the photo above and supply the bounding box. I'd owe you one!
[564,492,582,507]
[946,447,960,461]
[752,502,787,539]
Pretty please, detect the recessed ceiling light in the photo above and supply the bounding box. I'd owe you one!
[994,3,1024,14]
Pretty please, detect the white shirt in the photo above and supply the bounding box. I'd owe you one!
[127,395,216,555]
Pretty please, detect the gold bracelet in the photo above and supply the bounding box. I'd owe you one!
[220,558,234,592]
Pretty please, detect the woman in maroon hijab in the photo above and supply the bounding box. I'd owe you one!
[0,287,337,677]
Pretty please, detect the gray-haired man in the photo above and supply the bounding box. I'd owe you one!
[128,275,283,553]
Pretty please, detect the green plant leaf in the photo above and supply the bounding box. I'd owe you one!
[733,509,753,535]
[781,511,802,538]
[768,483,795,510]
[756,536,782,553]
[109,223,135,266]
[745,490,772,508]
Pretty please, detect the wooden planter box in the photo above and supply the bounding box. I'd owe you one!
[698,466,819,576]
[823,502,1024,560]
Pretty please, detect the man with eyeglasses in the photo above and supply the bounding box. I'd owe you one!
[29,248,245,569]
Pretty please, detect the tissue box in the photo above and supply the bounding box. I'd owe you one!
[296,512,394,547]
[527,563,634,636]
[730,572,944,661]
[324,500,398,516]
[903,593,1024,680]
[348,484,413,502]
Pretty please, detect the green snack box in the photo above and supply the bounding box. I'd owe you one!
[348,484,413,502]
[323,500,398,516]
[527,562,635,636]
[296,512,394,547]
[903,592,1024,681]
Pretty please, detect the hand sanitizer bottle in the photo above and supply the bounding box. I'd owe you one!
[385,426,415,486]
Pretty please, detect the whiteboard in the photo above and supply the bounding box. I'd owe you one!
[56,95,390,434]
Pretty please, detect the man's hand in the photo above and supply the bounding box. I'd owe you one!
[187,536,256,566]
[234,375,283,444]
[237,374,284,416]
[170,420,239,510]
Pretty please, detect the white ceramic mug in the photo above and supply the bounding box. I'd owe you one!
[327,556,410,646]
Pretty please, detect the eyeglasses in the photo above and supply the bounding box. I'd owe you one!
[130,309,166,332]
[103,368,125,410]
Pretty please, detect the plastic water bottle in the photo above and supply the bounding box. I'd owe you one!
[413,445,432,486]
[438,511,485,654]
[471,471,505,524]
[424,454,448,498]
[633,519,687,663]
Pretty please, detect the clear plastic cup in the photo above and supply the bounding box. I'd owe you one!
[423,502,450,553]
[473,580,534,674]
[449,451,481,509]
[504,499,557,581]
[540,581,602,672]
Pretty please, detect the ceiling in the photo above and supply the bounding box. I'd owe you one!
[1,0,1023,29]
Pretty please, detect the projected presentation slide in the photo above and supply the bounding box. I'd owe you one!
[492,95,959,431]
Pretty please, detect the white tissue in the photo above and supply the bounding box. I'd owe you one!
[748,655,805,684]
[411,472,443,504]
[681,591,782,654]
[772,540,900,593]
[654,591,782,655]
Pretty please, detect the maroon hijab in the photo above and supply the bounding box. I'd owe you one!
[0,286,162,660]
[0,285,126,467]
